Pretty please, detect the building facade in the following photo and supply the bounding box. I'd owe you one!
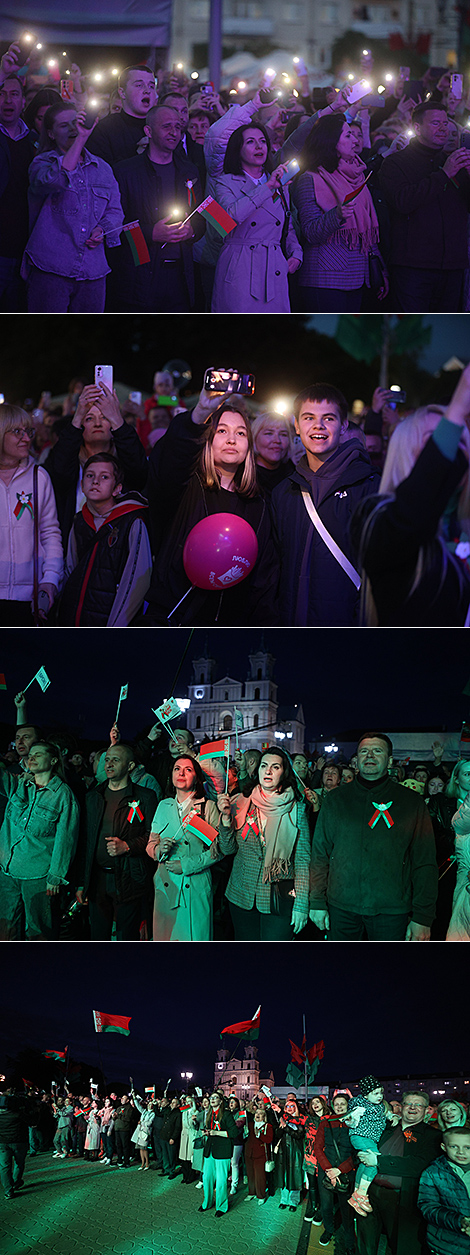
[186,642,305,755]
[170,0,459,78]
[214,1044,275,1099]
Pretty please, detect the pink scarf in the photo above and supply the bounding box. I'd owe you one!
[235,785,298,882]
[311,156,379,254]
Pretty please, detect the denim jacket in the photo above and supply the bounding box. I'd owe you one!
[23,148,123,280]
[0,764,80,885]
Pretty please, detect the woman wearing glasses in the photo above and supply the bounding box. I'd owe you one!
[0,404,63,624]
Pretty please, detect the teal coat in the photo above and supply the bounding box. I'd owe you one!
[147,797,221,940]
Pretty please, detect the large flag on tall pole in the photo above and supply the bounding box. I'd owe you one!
[220,1005,261,1040]
[93,1010,131,1036]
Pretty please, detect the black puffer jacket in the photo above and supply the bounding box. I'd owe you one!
[271,441,379,625]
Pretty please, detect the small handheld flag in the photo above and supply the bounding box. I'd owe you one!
[199,738,230,760]
[93,1010,131,1036]
[24,666,50,694]
[115,683,128,724]
[0,674,6,690]
[184,814,219,846]
[152,696,183,743]
[122,221,150,266]
[197,196,238,237]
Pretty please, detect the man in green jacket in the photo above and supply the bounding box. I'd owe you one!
[309,733,437,940]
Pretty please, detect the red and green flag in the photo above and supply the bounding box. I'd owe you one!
[93,1010,131,1035]
[199,738,230,760]
[122,221,150,266]
[220,1005,261,1040]
[0,673,6,690]
[197,196,238,237]
[185,814,219,846]
[43,1048,67,1061]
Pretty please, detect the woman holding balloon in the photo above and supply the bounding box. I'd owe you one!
[144,385,278,625]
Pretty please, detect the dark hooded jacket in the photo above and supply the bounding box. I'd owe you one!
[57,492,149,626]
[270,441,379,625]
[378,140,470,270]
[44,420,148,547]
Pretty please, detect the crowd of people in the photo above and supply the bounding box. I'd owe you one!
[1,696,469,942]
[2,1079,470,1255]
[1,357,470,627]
[1,40,470,312]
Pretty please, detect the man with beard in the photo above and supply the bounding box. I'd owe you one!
[309,733,438,939]
[356,1091,441,1255]
[271,385,379,624]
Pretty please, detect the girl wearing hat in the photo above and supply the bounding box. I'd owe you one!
[344,1077,399,1215]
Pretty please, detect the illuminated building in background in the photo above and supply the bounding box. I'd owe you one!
[187,640,305,754]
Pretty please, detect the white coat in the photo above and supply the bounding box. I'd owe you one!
[0,456,63,600]
[146,797,220,941]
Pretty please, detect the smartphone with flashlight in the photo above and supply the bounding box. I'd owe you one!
[348,79,372,104]
[200,81,214,97]
[14,33,36,68]
[460,132,470,149]
[451,74,463,99]
[388,389,407,408]
[279,158,299,184]
[95,365,113,393]
[259,87,277,104]
[204,368,255,397]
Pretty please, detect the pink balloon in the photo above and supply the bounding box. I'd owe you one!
[183,514,258,590]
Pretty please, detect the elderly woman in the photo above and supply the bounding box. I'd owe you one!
[251,411,296,495]
[45,381,147,545]
[0,404,63,624]
[199,1093,238,1216]
[244,1104,274,1204]
[145,384,278,625]
[351,364,470,625]
[146,755,221,940]
[290,113,387,312]
[217,745,310,940]
[211,122,302,312]
[22,100,122,312]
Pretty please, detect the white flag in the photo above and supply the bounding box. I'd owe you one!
[153,696,183,724]
[35,666,50,692]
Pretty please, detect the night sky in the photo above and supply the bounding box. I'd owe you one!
[0,315,467,411]
[1,945,466,1092]
[0,628,469,746]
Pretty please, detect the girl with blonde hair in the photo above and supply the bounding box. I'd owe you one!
[351,366,470,624]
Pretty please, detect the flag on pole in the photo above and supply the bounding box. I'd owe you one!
[234,709,244,730]
[0,673,6,690]
[122,221,150,265]
[153,697,184,724]
[184,814,219,846]
[196,196,238,237]
[43,1048,68,1061]
[199,738,230,760]
[115,683,128,724]
[35,667,50,692]
[93,1010,131,1036]
[220,1005,261,1040]
[289,1037,306,1066]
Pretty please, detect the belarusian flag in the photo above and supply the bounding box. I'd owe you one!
[197,196,238,237]
[199,738,230,760]
[0,673,6,689]
[93,1010,131,1035]
[185,815,218,846]
[220,1005,261,1040]
[122,221,150,266]
[43,1048,67,1061]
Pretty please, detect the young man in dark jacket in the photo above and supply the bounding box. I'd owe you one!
[271,384,379,625]
[310,733,438,940]
[76,744,155,940]
[379,101,470,311]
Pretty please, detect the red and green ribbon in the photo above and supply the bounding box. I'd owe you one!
[14,494,34,520]
[127,800,144,824]
[368,802,394,829]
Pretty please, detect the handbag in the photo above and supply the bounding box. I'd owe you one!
[264,1144,275,1173]
[368,251,387,295]
[322,1126,351,1192]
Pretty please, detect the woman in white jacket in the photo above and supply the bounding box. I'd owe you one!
[0,404,63,623]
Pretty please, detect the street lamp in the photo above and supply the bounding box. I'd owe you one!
[181,1071,193,1082]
